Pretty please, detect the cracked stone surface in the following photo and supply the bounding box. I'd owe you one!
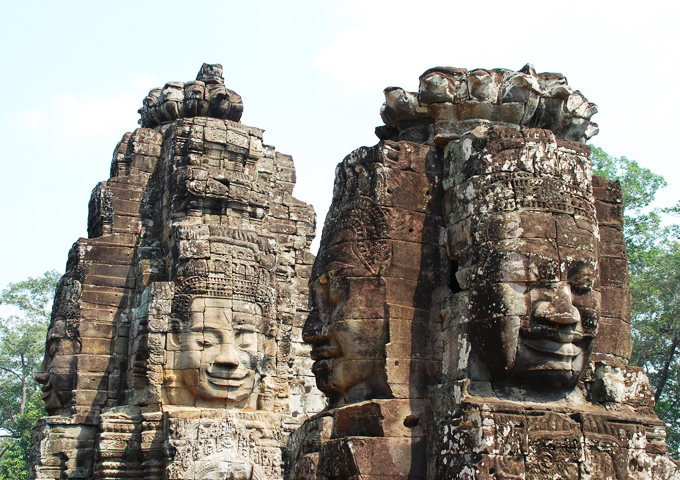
[30,64,679,480]
[30,64,322,480]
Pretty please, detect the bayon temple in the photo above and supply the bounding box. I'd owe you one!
[29,63,680,479]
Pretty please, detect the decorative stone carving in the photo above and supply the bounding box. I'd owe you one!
[31,62,679,479]
[289,140,449,479]
[138,63,243,129]
[31,64,322,480]
[289,65,680,479]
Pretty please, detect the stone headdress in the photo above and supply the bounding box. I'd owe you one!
[316,146,393,278]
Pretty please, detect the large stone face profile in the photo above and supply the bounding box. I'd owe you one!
[30,64,323,480]
[288,65,680,479]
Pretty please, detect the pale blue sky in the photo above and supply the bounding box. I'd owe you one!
[1,0,678,288]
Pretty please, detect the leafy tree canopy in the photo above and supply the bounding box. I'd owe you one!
[591,146,680,456]
[0,270,60,479]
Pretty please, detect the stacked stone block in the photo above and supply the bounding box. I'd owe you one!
[289,65,680,479]
[31,64,322,480]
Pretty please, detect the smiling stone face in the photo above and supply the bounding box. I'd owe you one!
[174,297,259,405]
[165,269,272,409]
[458,212,600,394]
[442,126,601,398]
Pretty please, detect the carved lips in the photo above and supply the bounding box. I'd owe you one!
[205,367,250,388]
[521,325,585,360]
[309,342,342,378]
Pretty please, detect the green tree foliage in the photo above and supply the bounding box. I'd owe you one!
[591,147,680,455]
[0,270,60,479]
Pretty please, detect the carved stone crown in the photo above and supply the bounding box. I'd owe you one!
[444,126,596,224]
[138,63,243,128]
[379,64,598,144]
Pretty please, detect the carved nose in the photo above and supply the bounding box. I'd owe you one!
[532,283,580,325]
[214,342,239,367]
[302,310,330,344]
[35,369,49,385]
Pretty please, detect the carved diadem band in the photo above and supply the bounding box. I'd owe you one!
[453,172,595,222]
[172,275,233,320]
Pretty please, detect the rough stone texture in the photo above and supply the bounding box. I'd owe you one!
[289,65,679,479]
[30,64,322,480]
[31,63,679,479]
[288,141,448,479]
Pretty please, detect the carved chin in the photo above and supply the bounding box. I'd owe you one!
[507,338,589,390]
[43,390,62,412]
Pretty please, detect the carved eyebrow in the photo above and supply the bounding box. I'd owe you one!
[566,261,596,274]
[190,327,225,341]
[233,324,256,333]
[311,263,356,283]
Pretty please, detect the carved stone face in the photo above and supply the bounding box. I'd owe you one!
[464,213,600,394]
[173,297,258,406]
[35,318,79,413]
[161,82,184,102]
[303,228,389,407]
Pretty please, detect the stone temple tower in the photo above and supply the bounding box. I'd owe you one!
[288,65,680,479]
[31,64,323,480]
[30,62,680,480]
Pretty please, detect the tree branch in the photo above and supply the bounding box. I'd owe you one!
[0,365,22,380]
[655,332,680,402]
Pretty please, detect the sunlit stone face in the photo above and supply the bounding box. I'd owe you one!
[462,212,600,394]
[303,229,389,407]
[173,297,259,406]
[35,318,79,414]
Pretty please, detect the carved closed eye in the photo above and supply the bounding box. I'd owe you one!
[328,274,348,306]
[313,278,332,314]
[235,331,256,350]
[197,332,221,348]
[567,263,595,295]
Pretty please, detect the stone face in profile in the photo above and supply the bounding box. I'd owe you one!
[304,199,392,407]
[35,247,84,416]
[35,318,77,412]
[290,141,448,479]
